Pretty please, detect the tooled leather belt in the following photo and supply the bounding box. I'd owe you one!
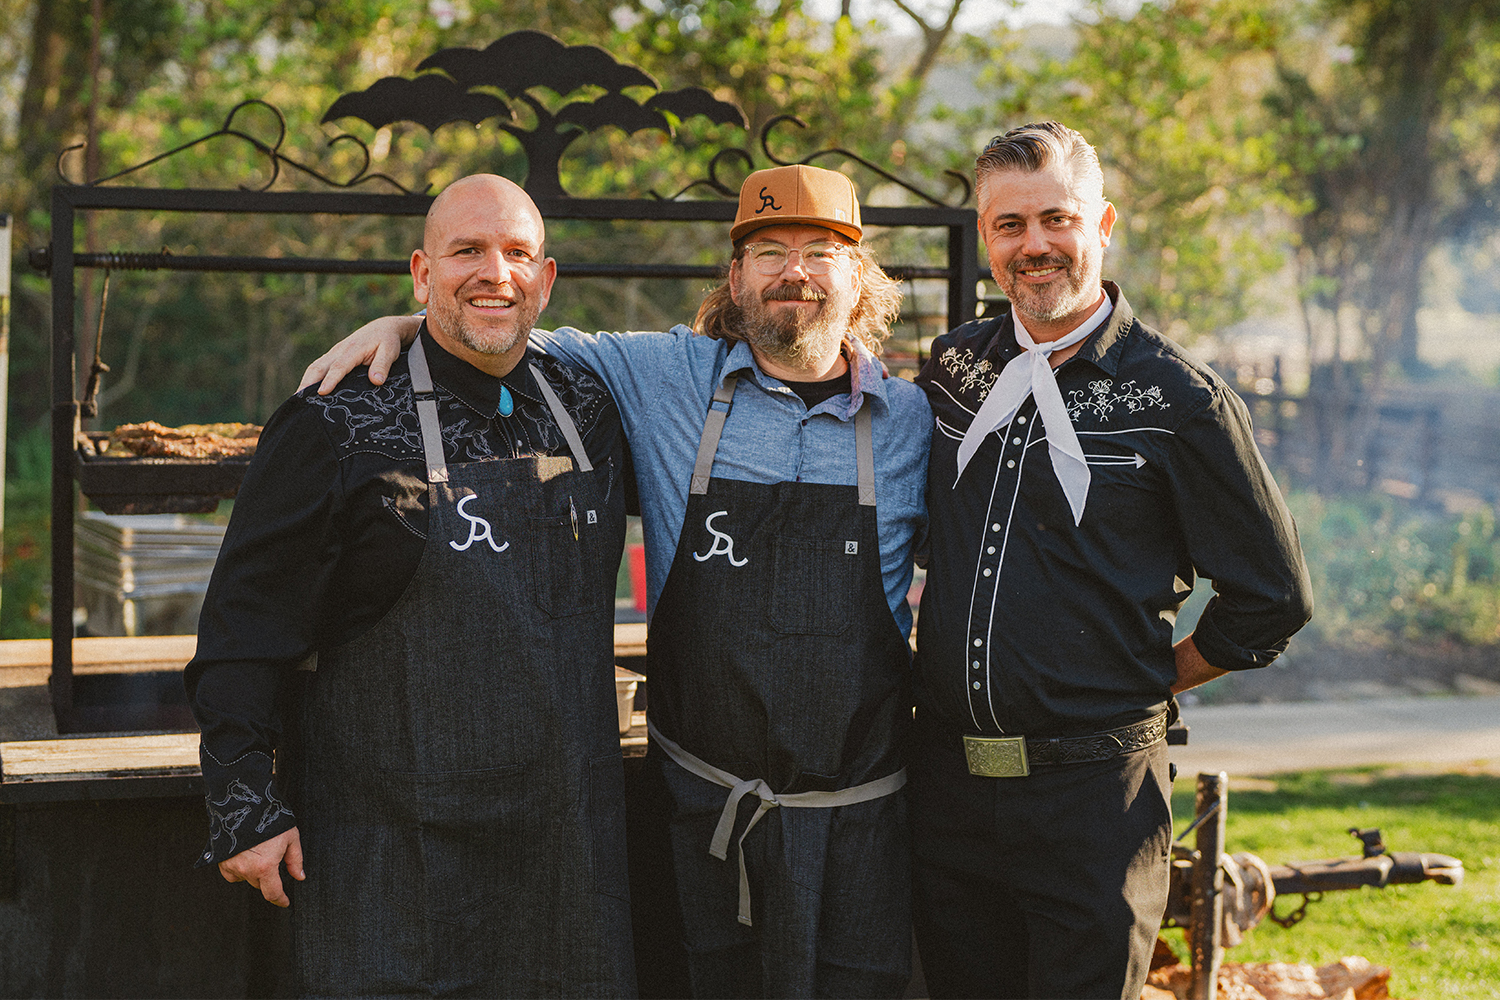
[1024,712,1169,765]
[962,712,1169,777]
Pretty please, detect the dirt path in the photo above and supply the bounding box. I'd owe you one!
[1170,694,1500,777]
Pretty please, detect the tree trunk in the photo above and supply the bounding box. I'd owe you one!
[881,0,965,144]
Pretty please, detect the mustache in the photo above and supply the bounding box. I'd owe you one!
[464,280,518,296]
[762,284,826,302]
[1010,255,1071,274]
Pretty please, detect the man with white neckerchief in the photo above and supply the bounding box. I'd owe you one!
[911,121,1314,999]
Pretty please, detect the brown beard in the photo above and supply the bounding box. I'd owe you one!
[738,281,852,370]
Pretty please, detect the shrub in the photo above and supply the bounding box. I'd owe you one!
[1287,491,1500,647]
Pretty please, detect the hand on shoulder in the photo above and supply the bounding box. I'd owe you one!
[301,315,422,394]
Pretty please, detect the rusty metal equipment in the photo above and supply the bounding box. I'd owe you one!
[1162,772,1464,1000]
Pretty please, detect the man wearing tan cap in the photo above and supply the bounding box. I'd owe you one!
[302,163,931,999]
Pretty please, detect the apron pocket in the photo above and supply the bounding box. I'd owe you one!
[531,511,595,618]
[383,765,525,924]
[589,754,630,901]
[767,536,854,636]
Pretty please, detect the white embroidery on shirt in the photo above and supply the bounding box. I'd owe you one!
[692,510,748,567]
[450,493,510,553]
[1066,379,1169,422]
[255,783,295,834]
[939,347,998,400]
[207,778,262,856]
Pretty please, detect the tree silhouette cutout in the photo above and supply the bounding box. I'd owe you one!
[323,30,746,198]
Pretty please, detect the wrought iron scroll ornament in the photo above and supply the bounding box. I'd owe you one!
[56,29,966,208]
[759,114,971,209]
[58,99,422,194]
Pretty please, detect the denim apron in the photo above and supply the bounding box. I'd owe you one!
[644,372,913,998]
[287,338,634,998]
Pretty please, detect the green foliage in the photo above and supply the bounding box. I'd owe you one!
[613,0,883,142]
[1289,490,1500,646]
[1,425,53,639]
[975,0,1302,343]
[1261,0,1500,419]
[1168,770,1500,997]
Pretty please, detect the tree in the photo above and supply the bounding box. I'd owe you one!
[1265,0,1500,489]
[985,0,1298,342]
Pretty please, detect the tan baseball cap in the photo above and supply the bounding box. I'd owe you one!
[731,164,863,243]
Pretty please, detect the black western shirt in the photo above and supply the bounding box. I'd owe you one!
[186,326,627,864]
[914,283,1312,739]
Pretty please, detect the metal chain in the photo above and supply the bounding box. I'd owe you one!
[1267,891,1323,929]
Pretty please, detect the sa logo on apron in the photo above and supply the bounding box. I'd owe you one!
[449,493,510,553]
[692,510,748,567]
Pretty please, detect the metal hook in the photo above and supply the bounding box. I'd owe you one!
[81,269,113,420]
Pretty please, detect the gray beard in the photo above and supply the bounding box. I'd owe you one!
[1004,254,1096,324]
[430,290,541,358]
[454,317,524,357]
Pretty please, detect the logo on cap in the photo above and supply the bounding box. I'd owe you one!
[757,187,780,214]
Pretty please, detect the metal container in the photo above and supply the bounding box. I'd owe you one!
[73,511,227,636]
[615,666,645,735]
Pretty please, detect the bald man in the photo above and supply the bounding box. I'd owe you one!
[186,175,636,996]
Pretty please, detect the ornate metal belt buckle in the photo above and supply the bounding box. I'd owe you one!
[963,735,1030,777]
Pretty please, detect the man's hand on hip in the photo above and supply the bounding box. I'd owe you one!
[1171,635,1228,694]
[218,826,305,907]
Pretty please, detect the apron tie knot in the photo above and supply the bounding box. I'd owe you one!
[649,720,907,927]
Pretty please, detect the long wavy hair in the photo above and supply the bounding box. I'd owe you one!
[692,239,904,356]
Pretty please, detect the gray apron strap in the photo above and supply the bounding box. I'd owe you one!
[407,337,449,484]
[855,402,875,507]
[528,362,593,473]
[648,719,906,928]
[690,375,738,495]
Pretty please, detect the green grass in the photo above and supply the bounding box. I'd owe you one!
[1164,769,1500,999]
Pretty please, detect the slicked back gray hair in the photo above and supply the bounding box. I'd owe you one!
[975,121,1105,208]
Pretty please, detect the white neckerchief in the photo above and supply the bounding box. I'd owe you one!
[954,294,1112,525]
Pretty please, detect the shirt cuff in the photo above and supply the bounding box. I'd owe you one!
[1191,603,1291,672]
[195,743,297,868]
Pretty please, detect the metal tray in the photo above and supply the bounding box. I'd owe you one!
[75,438,250,515]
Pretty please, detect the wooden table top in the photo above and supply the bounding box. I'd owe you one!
[0,628,653,802]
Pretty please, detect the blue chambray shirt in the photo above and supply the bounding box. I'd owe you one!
[535,325,932,637]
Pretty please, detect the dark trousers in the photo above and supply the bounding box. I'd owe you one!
[909,734,1172,1000]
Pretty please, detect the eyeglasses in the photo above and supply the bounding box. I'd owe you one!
[740,241,854,275]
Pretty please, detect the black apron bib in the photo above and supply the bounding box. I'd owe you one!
[644,373,914,998]
[287,340,634,998]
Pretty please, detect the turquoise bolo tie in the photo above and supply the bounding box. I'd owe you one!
[498,384,514,417]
